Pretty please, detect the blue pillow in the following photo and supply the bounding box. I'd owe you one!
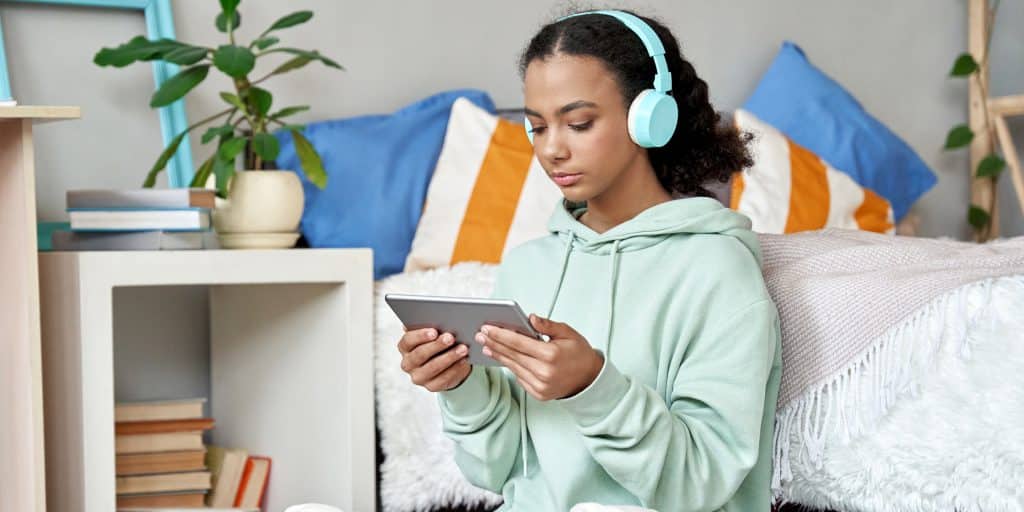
[275,89,496,279]
[743,42,936,221]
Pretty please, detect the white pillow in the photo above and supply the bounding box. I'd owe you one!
[405,98,561,272]
[732,109,894,234]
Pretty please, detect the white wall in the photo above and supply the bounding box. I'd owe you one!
[4,0,1022,407]
[4,0,1022,238]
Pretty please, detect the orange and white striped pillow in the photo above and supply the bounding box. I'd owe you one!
[731,109,894,234]
[404,98,562,272]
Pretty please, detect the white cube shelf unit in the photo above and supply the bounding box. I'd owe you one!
[38,248,375,512]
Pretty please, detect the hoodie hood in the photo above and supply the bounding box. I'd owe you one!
[547,196,761,263]
[514,196,761,479]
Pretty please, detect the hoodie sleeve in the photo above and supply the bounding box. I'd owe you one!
[557,299,780,511]
[435,266,523,493]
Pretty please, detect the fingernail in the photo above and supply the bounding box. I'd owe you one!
[443,334,454,345]
[427,329,437,339]
[482,346,492,357]
[480,325,490,335]
[456,344,468,355]
[475,333,486,344]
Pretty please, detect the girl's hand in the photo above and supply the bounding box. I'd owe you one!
[397,328,472,392]
[477,315,603,401]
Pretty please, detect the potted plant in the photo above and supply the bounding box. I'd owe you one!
[93,0,339,248]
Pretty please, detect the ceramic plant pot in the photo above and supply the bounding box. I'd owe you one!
[211,170,304,249]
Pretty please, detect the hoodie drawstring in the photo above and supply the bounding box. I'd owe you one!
[519,233,625,479]
[520,232,576,477]
[605,239,621,363]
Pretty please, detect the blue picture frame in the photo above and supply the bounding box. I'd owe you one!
[0,0,194,187]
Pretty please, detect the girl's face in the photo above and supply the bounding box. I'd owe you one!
[524,53,645,203]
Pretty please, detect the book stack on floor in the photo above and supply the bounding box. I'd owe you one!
[52,188,218,251]
[115,398,214,508]
[114,398,271,511]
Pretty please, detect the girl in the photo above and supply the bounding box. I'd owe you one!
[397,9,781,512]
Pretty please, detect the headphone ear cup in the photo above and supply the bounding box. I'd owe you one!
[524,117,534,145]
[627,89,679,148]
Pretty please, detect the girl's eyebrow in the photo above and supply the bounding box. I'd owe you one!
[524,100,598,119]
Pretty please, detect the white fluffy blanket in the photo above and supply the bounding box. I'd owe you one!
[374,251,1024,512]
[375,263,504,512]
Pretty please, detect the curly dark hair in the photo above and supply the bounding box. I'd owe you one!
[518,9,753,198]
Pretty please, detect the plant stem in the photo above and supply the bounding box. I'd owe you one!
[250,71,275,86]
[254,48,294,58]
[188,107,235,132]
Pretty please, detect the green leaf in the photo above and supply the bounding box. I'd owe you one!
[976,154,1006,178]
[201,123,236,144]
[94,36,188,67]
[273,48,343,69]
[268,55,314,76]
[252,36,280,50]
[213,155,235,197]
[150,65,210,107]
[950,53,979,77]
[967,204,990,229]
[215,11,241,33]
[944,124,974,149]
[162,46,208,66]
[264,11,313,34]
[213,45,256,78]
[143,131,187,187]
[188,155,217,188]
[251,133,280,161]
[247,87,273,117]
[218,137,248,162]
[219,0,240,13]
[220,92,247,112]
[290,129,327,189]
[279,123,306,131]
[269,105,309,120]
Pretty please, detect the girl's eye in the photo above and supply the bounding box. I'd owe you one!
[530,126,547,135]
[569,121,593,132]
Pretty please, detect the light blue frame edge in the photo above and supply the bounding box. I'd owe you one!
[0,0,194,187]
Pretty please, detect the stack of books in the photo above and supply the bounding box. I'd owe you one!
[52,188,218,251]
[114,398,214,508]
[113,398,272,510]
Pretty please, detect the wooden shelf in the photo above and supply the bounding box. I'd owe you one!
[0,105,81,120]
[0,105,79,512]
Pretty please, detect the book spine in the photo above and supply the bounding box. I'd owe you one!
[67,189,214,209]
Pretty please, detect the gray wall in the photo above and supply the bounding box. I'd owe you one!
[3,1,1022,403]
[4,0,1021,239]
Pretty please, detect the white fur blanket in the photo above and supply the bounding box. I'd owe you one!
[375,263,504,512]
[374,232,1024,512]
[759,229,1024,494]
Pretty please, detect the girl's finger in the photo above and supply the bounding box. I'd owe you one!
[480,325,550,360]
[411,343,469,384]
[423,357,472,392]
[485,343,543,391]
[397,327,439,353]
[406,332,457,368]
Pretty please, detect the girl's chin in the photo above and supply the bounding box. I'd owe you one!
[560,189,594,203]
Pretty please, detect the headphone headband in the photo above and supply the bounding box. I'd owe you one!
[559,10,673,93]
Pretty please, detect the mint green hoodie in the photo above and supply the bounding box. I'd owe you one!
[438,197,782,511]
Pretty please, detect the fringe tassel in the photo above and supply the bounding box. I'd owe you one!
[771,275,1024,499]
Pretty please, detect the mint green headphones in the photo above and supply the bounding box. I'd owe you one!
[525,10,679,148]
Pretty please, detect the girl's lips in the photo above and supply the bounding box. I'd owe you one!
[552,173,582,187]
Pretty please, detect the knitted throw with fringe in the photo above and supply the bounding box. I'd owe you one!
[759,228,1024,491]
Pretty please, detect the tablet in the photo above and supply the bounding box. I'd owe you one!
[384,293,544,367]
